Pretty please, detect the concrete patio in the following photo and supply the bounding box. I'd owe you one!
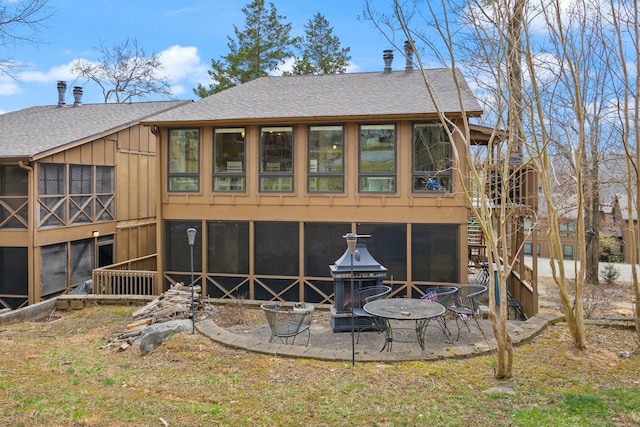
[197,308,564,362]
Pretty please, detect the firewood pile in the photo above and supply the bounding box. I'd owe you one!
[103,282,202,351]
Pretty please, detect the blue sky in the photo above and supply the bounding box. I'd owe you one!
[0,0,397,114]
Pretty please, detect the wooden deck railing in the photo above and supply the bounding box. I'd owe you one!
[510,258,537,318]
[92,254,158,295]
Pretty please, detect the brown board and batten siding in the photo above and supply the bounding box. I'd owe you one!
[0,99,190,307]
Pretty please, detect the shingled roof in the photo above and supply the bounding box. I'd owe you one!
[0,100,191,161]
[143,69,482,125]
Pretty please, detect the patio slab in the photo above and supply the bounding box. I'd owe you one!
[197,310,564,362]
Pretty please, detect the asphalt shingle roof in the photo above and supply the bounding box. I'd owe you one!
[0,100,190,160]
[144,69,482,124]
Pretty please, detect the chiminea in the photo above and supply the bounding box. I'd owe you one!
[329,241,387,332]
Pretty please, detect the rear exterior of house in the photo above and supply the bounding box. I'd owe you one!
[143,64,487,306]
[0,88,189,309]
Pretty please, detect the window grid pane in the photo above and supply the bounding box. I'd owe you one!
[213,128,246,192]
[412,123,452,193]
[260,126,294,192]
[308,125,344,193]
[169,129,200,192]
[358,124,396,192]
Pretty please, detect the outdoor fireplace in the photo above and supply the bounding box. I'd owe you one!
[329,241,388,332]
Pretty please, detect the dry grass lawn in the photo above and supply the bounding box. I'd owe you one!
[1,280,640,426]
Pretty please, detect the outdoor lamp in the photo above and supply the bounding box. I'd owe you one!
[345,233,357,255]
[187,227,197,333]
[586,229,596,249]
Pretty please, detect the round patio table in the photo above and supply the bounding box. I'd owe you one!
[363,298,445,351]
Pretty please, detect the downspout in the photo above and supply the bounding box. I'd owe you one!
[152,126,164,295]
[18,161,36,304]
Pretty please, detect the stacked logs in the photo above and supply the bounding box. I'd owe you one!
[103,283,201,351]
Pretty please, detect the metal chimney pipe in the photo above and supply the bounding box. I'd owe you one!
[73,87,83,107]
[383,49,393,74]
[57,81,67,107]
[404,40,414,72]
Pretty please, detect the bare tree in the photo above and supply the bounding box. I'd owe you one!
[72,38,172,103]
[604,0,640,342]
[0,0,52,77]
[366,0,628,376]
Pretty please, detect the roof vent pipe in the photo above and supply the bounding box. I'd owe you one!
[57,81,67,107]
[73,86,83,107]
[383,49,393,74]
[404,40,414,72]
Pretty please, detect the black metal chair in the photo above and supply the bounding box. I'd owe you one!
[421,286,459,338]
[446,284,487,341]
[352,285,392,342]
[260,303,311,346]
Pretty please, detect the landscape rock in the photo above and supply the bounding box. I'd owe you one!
[139,319,193,355]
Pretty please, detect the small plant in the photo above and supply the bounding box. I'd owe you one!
[600,263,621,285]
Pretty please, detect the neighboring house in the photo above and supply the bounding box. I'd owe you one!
[610,194,636,263]
[0,83,189,309]
[140,55,538,316]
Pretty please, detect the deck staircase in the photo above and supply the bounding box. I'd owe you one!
[467,216,486,264]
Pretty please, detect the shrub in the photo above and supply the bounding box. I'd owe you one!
[600,263,620,285]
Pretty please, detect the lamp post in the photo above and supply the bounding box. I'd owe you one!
[187,227,197,334]
[344,232,357,366]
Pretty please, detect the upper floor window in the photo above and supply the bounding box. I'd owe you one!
[260,126,293,192]
[308,125,344,192]
[412,123,451,193]
[213,128,245,192]
[559,221,576,237]
[168,129,199,192]
[359,124,396,192]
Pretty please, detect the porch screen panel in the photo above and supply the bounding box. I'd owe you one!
[412,224,458,283]
[164,221,202,272]
[39,164,65,227]
[69,165,93,224]
[96,166,115,221]
[0,247,28,295]
[356,223,407,281]
[304,222,351,277]
[0,165,28,229]
[70,239,94,286]
[254,222,298,276]
[41,243,68,295]
[207,221,249,274]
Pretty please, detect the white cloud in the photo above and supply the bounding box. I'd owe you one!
[158,45,208,87]
[18,62,78,84]
[0,77,23,96]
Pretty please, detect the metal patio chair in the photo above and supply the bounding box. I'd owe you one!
[446,284,487,341]
[421,286,459,338]
[260,303,311,346]
[352,285,392,342]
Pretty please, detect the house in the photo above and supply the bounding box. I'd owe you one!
[139,53,538,317]
[0,82,189,309]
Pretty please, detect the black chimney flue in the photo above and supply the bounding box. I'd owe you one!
[73,86,83,107]
[383,49,393,74]
[404,40,414,72]
[57,81,67,107]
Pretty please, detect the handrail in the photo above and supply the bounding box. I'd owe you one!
[92,254,158,295]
